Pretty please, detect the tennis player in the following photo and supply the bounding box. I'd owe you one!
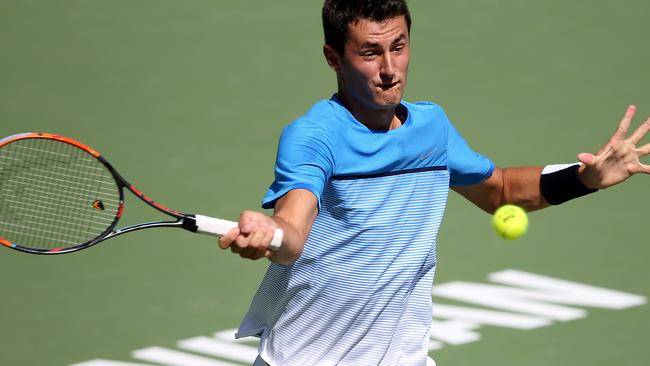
[219,1,650,365]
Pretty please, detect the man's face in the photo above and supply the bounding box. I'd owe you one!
[330,16,410,111]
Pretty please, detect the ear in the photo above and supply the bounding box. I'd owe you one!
[323,44,342,72]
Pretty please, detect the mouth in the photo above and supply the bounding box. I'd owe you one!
[378,81,399,91]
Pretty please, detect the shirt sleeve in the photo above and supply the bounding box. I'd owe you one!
[445,114,495,186]
[262,120,334,209]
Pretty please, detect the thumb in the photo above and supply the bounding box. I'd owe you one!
[577,153,595,165]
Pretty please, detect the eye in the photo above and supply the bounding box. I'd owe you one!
[361,51,378,59]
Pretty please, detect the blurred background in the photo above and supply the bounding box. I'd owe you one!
[1,0,648,365]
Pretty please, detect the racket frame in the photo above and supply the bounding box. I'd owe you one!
[0,133,202,254]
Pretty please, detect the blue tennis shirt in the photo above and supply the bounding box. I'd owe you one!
[237,97,494,366]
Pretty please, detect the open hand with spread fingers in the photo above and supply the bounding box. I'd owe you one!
[578,105,650,189]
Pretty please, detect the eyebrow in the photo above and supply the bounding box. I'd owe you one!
[391,34,407,44]
[359,34,407,49]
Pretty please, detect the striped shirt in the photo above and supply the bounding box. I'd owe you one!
[237,97,494,366]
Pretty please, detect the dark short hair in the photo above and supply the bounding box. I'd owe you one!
[322,0,412,55]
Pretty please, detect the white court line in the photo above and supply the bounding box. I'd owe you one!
[132,347,240,366]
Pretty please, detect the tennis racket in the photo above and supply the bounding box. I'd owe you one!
[0,132,283,254]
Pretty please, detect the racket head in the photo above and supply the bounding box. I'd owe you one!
[0,133,124,254]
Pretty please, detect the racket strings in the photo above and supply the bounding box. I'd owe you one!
[0,138,120,250]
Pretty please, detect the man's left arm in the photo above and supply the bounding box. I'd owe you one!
[453,166,546,213]
[453,105,650,213]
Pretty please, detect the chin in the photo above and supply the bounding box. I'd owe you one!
[379,101,400,109]
[377,93,402,108]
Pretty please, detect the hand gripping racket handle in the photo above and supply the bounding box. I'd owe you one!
[193,214,283,251]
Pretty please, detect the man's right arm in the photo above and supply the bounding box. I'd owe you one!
[218,189,318,266]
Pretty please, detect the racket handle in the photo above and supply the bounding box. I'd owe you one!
[193,214,283,251]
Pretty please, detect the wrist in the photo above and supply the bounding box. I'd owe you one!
[576,164,599,190]
[540,163,599,205]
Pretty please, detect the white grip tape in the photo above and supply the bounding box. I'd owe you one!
[194,214,283,251]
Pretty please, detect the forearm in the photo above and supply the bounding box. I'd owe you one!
[453,166,549,214]
[268,189,318,265]
[499,166,549,212]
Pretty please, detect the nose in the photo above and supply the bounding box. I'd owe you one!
[379,52,396,79]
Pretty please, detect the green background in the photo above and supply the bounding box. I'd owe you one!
[1,0,648,365]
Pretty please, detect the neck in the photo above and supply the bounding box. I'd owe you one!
[336,92,404,131]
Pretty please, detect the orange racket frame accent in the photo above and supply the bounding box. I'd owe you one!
[0,132,101,157]
[0,236,14,248]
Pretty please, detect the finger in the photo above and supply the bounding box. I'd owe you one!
[239,210,264,233]
[262,228,275,250]
[637,143,650,156]
[238,246,258,259]
[240,218,268,235]
[231,232,251,253]
[249,247,271,260]
[627,117,650,145]
[218,228,240,249]
[247,226,270,248]
[577,152,596,166]
[230,244,243,254]
[633,163,650,175]
[593,143,615,160]
[613,105,636,140]
[595,106,636,155]
[239,244,269,260]
[245,228,274,257]
[239,212,254,234]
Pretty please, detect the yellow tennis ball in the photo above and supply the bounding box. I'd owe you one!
[492,204,528,240]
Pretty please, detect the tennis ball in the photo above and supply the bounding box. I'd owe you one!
[492,204,528,240]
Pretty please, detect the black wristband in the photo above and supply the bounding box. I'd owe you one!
[540,164,598,205]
